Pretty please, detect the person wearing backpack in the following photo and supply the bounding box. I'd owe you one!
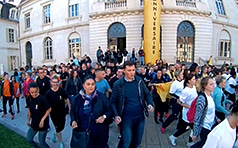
[191,77,215,148]
[169,73,198,147]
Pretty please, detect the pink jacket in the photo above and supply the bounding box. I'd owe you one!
[23,78,34,96]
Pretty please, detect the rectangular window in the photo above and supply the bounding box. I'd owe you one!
[43,5,51,24]
[8,29,15,42]
[215,0,225,15]
[69,4,79,17]
[25,13,30,29]
[8,56,19,71]
[10,10,15,19]
[219,40,230,57]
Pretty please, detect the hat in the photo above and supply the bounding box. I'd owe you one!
[189,63,198,72]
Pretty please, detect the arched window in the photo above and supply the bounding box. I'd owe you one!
[218,30,231,57]
[44,37,53,59]
[69,33,81,58]
[177,21,195,62]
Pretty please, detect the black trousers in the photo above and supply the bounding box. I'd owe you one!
[2,96,14,115]
[191,128,211,148]
[173,119,193,138]
[162,98,182,129]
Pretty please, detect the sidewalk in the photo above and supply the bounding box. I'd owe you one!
[1,98,237,148]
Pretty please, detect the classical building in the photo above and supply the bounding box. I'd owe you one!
[18,0,238,67]
[0,1,19,74]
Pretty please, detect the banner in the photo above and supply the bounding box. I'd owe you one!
[144,0,162,65]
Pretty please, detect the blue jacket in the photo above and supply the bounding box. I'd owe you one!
[212,86,229,115]
[110,75,153,118]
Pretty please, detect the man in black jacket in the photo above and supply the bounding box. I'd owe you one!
[110,61,154,148]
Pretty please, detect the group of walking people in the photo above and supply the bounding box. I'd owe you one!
[1,55,238,148]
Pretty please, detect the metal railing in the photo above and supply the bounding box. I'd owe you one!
[105,0,127,9]
[175,0,196,8]
[140,0,164,6]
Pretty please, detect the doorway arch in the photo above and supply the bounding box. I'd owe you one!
[177,21,195,62]
[25,41,32,67]
[108,22,126,52]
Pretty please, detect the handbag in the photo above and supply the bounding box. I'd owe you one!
[70,114,92,148]
[70,130,90,148]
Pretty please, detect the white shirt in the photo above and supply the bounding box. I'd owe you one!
[169,80,184,97]
[180,86,198,123]
[203,118,236,148]
[225,77,236,94]
[203,94,215,130]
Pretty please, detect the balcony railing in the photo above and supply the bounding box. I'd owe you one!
[105,0,127,9]
[140,0,164,6]
[176,0,196,8]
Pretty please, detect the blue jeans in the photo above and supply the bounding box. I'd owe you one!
[139,57,144,65]
[118,116,145,148]
[26,126,49,148]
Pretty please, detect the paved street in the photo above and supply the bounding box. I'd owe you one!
[1,98,237,148]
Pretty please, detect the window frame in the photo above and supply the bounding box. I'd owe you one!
[69,37,81,58]
[215,0,226,15]
[44,37,53,60]
[25,13,31,29]
[69,3,79,17]
[43,4,51,24]
[8,28,15,42]
[218,40,230,58]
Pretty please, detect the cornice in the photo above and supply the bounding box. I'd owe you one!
[212,19,238,29]
[19,22,89,40]
[89,7,211,19]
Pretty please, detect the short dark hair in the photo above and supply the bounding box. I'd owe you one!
[123,61,134,69]
[83,76,95,84]
[28,82,38,90]
[95,68,105,73]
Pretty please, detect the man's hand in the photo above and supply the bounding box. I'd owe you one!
[72,121,78,129]
[114,116,122,125]
[39,120,44,128]
[96,115,106,123]
[192,136,197,141]
[148,105,154,112]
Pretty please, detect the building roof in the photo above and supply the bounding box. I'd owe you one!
[0,1,16,20]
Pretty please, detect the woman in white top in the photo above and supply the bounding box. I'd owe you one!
[203,104,238,148]
[161,70,184,133]
[169,73,198,147]
[191,77,215,148]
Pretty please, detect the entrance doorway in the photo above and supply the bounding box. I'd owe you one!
[25,41,32,67]
[177,21,195,63]
[108,22,126,52]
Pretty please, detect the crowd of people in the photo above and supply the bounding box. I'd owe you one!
[0,48,238,148]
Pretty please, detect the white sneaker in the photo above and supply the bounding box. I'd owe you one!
[186,142,195,147]
[169,135,177,146]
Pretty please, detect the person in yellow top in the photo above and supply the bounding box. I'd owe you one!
[208,55,212,66]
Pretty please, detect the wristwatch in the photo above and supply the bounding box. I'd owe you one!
[103,115,107,119]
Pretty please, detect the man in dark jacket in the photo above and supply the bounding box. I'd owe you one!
[110,61,154,148]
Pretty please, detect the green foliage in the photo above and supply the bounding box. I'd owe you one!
[0,124,33,148]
